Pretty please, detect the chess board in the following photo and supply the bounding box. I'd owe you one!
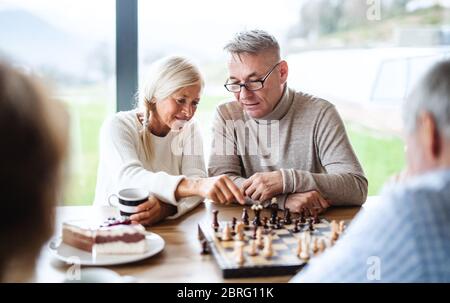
[198,215,334,279]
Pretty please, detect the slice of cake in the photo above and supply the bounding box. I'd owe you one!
[62,217,148,254]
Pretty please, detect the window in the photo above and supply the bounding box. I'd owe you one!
[0,0,116,205]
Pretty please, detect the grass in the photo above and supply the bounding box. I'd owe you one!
[61,97,406,205]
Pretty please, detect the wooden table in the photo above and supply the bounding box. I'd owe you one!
[35,201,363,283]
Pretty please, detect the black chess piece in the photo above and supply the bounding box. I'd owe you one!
[293,219,300,233]
[313,213,320,224]
[212,210,219,231]
[300,211,306,224]
[252,224,258,239]
[252,207,262,226]
[270,204,278,224]
[232,217,237,230]
[242,208,249,225]
[309,218,314,231]
[200,239,209,255]
[284,208,292,225]
[263,217,269,229]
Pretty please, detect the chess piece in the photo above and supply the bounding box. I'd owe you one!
[312,237,319,255]
[338,220,345,234]
[308,218,314,231]
[313,212,320,224]
[331,220,339,241]
[318,238,326,253]
[270,198,278,224]
[251,203,263,226]
[222,223,232,241]
[200,239,209,255]
[232,217,237,231]
[300,210,306,224]
[242,208,249,225]
[212,210,219,231]
[284,208,292,224]
[293,219,300,233]
[296,238,303,258]
[235,241,245,265]
[299,235,310,261]
[235,222,245,241]
[256,227,264,249]
[252,224,258,240]
[263,217,269,229]
[263,234,273,259]
[249,239,258,256]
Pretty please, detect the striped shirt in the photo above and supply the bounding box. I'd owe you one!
[290,169,450,282]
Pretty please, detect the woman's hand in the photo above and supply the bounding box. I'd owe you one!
[130,195,176,226]
[197,175,245,205]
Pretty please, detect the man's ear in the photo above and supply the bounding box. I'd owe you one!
[419,112,442,160]
[279,60,288,85]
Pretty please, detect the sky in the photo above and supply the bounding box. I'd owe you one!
[0,0,303,53]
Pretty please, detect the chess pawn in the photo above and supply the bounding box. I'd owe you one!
[235,222,245,241]
[235,241,245,265]
[248,239,258,256]
[222,223,232,241]
[263,234,273,259]
[338,220,345,234]
[318,238,326,253]
[300,239,310,261]
[242,208,249,225]
[312,237,319,255]
[296,238,303,258]
[212,210,219,231]
[256,227,264,249]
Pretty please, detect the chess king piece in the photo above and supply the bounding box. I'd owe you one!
[222,223,232,241]
[263,234,273,259]
[212,210,219,231]
[242,208,249,225]
[251,203,263,226]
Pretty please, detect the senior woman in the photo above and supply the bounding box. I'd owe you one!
[94,56,244,226]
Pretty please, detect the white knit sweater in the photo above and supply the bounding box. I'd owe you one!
[94,110,206,219]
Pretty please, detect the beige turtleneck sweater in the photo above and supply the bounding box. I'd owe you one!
[208,86,368,208]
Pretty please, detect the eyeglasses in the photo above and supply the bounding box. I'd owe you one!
[224,62,280,93]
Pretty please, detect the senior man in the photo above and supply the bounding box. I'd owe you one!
[291,60,450,282]
[208,29,367,213]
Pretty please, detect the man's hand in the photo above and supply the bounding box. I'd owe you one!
[285,191,330,215]
[130,195,176,226]
[241,171,283,202]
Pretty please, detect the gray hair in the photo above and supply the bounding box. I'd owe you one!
[403,60,450,139]
[137,55,204,159]
[224,29,280,60]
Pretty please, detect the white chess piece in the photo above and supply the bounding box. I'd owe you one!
[263,234,273,258]
[222,223,232,241]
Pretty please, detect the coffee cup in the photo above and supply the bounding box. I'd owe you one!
[108,188,149,217]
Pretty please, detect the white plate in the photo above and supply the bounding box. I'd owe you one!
[48,232,165,266]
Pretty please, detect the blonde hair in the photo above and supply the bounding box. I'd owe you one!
[137,56,204,159]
